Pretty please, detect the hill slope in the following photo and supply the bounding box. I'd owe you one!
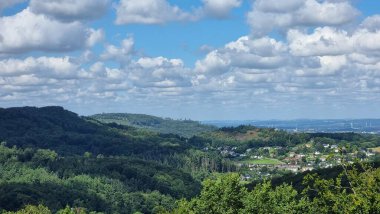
[1,107,379,213]
[0,106,192,157]
[90,113,216,137]
[0,106,213,213]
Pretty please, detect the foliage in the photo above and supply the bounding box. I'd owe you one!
[302,163,380,213]
[0,144,193,213]
[3,205,51,214]
[167,163,380,214]
[1,107,380,213]
[0,107,192,157]
[172,173,247,214]
[0,107,227,213]
[242,182,301,214]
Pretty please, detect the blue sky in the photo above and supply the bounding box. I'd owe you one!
[0,0,380,120]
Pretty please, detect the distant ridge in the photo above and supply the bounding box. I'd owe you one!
[91,113,216,137]
[203,119,380,134]
[0,106,193,156]
[0,106,203,212]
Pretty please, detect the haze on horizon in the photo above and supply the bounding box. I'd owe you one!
[1,0,380,121]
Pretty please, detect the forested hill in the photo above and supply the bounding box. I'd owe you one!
[0,106,193,156]
[90,113,216,137]
[0,106,235,213]
[1,107,380,213]
[197,125,379,151]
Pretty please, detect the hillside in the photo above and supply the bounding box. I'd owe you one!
[1,107,379,213]
[90,113,216,138]
[192,125,380,180]
[197,125,379,150]
[0,106,192,157]
[166,165,380,214]
[0,106,232,213]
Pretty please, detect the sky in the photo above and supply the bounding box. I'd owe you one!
[0,0,380,120]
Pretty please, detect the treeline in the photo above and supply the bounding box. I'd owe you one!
[167,163,380,214]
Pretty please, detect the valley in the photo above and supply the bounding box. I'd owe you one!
[0,106,379,213]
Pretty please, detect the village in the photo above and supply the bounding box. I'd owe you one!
[209,142,378,181]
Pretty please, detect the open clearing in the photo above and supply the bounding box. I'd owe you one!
[239,158,284,165]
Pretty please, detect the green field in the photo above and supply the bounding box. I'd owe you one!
[239,158,284,165]
[371,147,380,153]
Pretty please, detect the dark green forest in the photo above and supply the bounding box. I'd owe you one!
[0,106,379,213]
[0,107,233,213]
[167,165,380,214]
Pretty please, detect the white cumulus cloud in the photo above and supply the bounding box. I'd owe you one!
[115,0,196,25]
[101,37,135,64]
[129,56,192,89]
[29,0,110,22]
[0,56,81,78]
[202,0,242,18]
[288,27,352,57]
[360,15,380,32]
[195,36,288,74]
[115,0,243,25]
[248,0,359,36]
[0,9,100,54]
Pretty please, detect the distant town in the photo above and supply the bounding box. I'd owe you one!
[205,141,378,181]
[202,119,380,181]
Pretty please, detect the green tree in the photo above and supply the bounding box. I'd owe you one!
[4,205,51,214]
[57,206,88,214]
[172,173,247,214]
[302,163,380,214]
[242,182,300,214]
[31,149,58,165]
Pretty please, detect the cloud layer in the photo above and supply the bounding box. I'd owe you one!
[0,0,379,119]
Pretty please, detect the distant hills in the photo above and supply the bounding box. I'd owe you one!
[0,106,379,213]
[91,113,216,137]
[0,106,193,156]
[203,119,380,134]
[0,106,247,213]
[0,106,210,213]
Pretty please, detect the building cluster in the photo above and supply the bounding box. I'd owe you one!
[237,144,378,180]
